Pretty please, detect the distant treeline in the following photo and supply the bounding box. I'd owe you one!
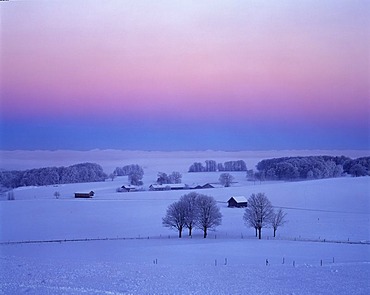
[189,160,247,172]
[0,163,107,188]
[254,156,370,181]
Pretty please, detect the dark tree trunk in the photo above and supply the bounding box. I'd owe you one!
[203,227,207,238]
[188,226,192,236]
[258,228,262,239]
[273,228,276,238]
[178,228,182,238]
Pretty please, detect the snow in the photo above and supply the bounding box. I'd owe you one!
[0,150,369,294]
[229,196,248,203]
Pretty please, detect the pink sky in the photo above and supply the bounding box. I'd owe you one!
[1,0,369,150]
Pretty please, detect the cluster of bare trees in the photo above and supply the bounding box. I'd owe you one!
[243,193,287,239]
[163,192,286,240]
[111,164,144,185]
[157,171,182,185]
[162,192,222,238]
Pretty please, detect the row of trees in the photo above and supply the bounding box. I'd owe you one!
[163,192,287,239]
[162,193,222,238]
[189,160,247,172]
[253,156,370,181]
[0,163,107,188]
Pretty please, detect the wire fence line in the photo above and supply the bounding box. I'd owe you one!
[1,237,368,269]
[1,233,369,246]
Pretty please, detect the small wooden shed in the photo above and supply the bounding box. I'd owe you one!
[75,191,94,198]
[227,196,248,208]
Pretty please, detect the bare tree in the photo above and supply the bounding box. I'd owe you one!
[169,171,182,184]
[244,208,259,237]
[180,192,199,237]
[219,173,234,187]
[243,193,274,239]
[196,194,222,238]
[271,208,287,237]
[7,190,15,201]
[157,172,170,184]
[108,173,116,181]
[162,201,186,238]
[157,171,182,184]
[128,169,144,185]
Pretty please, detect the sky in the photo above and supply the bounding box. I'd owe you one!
[1,0,369,151]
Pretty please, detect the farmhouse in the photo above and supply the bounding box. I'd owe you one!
[227,196,248,208]
[190,183,216,189]
[74,191,94,198]
[149,184,186,191]
[190,184,203,189]
[120,185,137,192]
[201,183,215,189]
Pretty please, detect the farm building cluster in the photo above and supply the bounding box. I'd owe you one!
[116,183,222,193]
[74,189,248,209]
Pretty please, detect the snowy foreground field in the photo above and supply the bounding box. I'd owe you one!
[1,150,369,294]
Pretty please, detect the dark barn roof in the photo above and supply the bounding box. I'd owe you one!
[121,185,137,192]
[227,196,248,207]
[75,191,94,198]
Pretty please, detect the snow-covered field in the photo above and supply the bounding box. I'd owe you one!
[1,150,369,294]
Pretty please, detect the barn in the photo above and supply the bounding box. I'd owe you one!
[201,183,215,189]
[149,184,186,191]
[74,191,94,198]
[190,183,216,189]
[227,196,248,208]
[120,185,137,192]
